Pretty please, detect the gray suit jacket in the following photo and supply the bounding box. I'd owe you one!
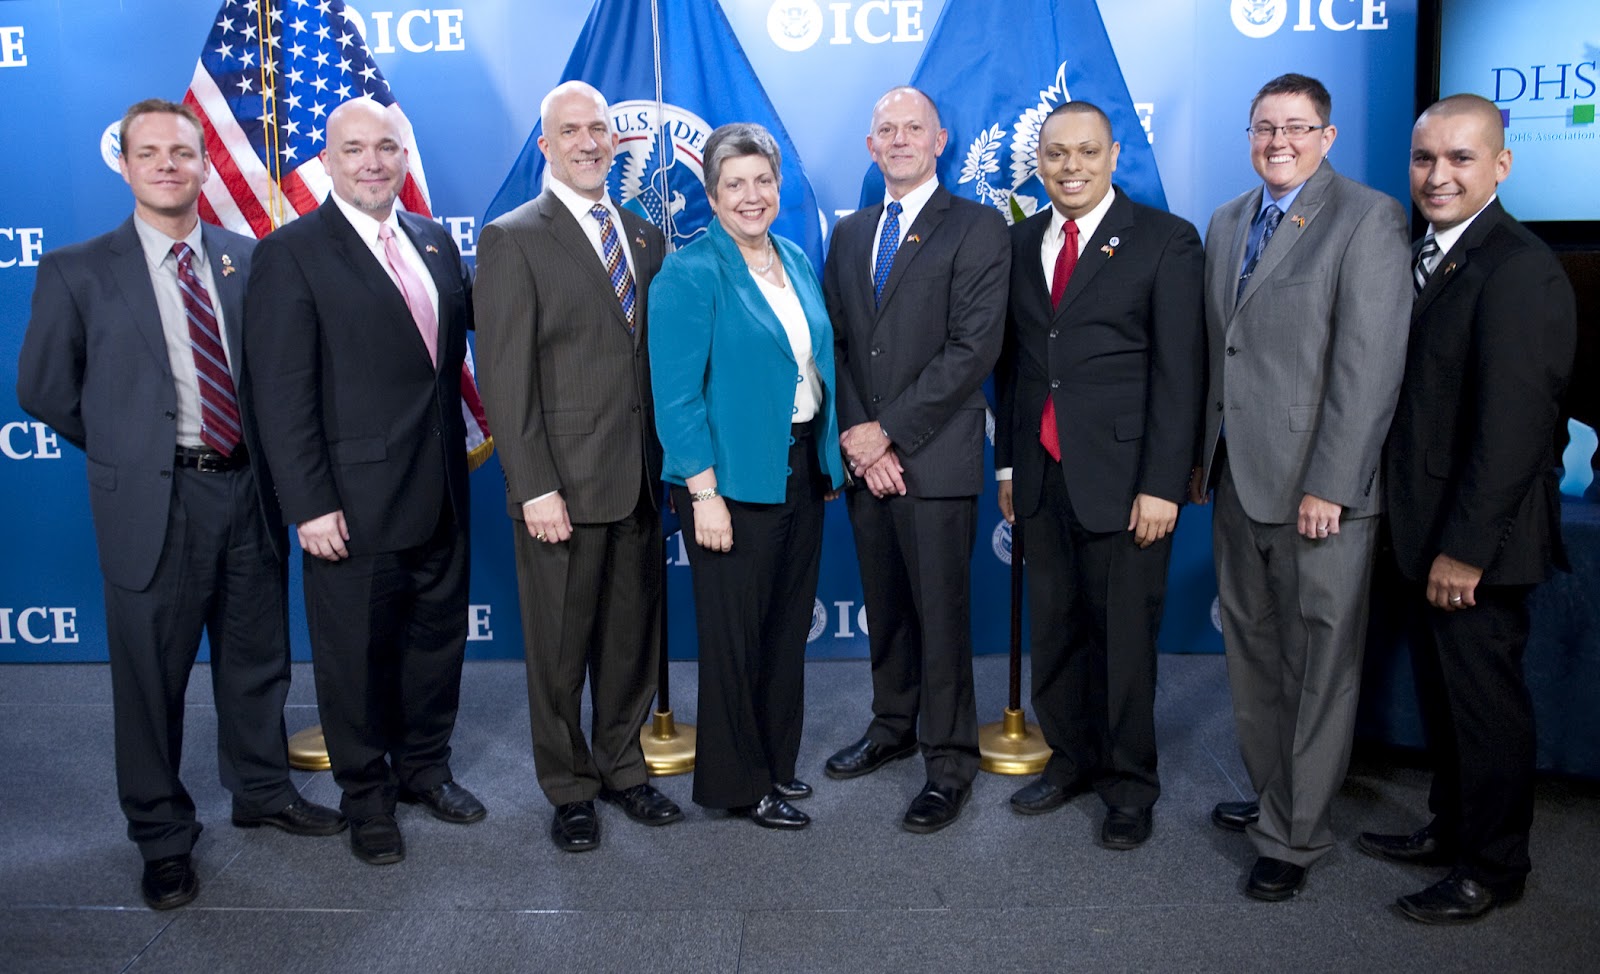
[1197,161,1411,524]
[473,191,666,524]
[17,217,270,591]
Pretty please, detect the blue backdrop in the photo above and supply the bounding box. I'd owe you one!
[0,0,1420,662]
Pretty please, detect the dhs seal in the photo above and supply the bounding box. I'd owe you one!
[957,62,1074,225]
[1231,0,1287,38]
[100,120,123,173]
[808,598,827,642]
[610,100,715,252]
[991,519,1014,566]
[768,1,824,53]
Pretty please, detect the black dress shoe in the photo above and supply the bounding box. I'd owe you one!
[1395,871,1524,925]
[551,800,600,852]
[232,797,347,836]
[349,814,405,865]
[399,780,487,824]
[1100,806,1154,850]
[1357,824,1454,867]
[772,779,813,800]
[737,791,810,830]
[902,781,968,834]
[1245,856,1307,901]
[1211,799,1260,833]
[599,783,684,826]
[1009,777,1082,815]
[824,736,917,780]
[141,854,198,910]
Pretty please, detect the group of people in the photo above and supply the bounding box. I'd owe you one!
[17,69,1574,931]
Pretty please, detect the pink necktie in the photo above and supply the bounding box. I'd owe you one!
[378,223,438,366]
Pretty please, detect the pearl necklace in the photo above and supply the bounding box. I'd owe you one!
[748,237,776,274]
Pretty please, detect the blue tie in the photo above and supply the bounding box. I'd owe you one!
[873,200,903,307]
[1236,203,1284,302]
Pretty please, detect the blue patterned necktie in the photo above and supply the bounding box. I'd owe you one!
[873,200,903,307]
[590,204,636,332]
[1236,203,1284,302]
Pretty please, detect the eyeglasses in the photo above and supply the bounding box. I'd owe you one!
[1247,123,1327,141]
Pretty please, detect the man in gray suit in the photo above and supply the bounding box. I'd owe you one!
[16,99,342,911]
[1191,74,1410,900]
[475,81,680,853]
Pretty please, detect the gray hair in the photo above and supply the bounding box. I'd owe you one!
[702,123,782,194]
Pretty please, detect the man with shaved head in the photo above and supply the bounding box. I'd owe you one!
[475,80,679,853]
[1360,93,1575,924]
[245,97,484,866]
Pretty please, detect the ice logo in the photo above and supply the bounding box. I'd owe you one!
[768,1,824,53]
[991,519,1014,566]
[1231,0,1287,39]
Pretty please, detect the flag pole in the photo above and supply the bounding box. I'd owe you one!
[636,0,694,776]
[978,516,1049,774]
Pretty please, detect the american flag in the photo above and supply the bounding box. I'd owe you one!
[184,0,492,467]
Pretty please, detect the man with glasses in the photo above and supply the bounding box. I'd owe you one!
[1190,73,1410,901]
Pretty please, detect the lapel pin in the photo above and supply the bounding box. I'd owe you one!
[634,234,647,248]
[1100,244,1116,257]
[1443,262,1456,274]
[424,244,439,254]
[220,254,235,276]
[906,234,921,244]
[1291,215,1306,228]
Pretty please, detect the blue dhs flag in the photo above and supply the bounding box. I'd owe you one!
[861,0,1168,220]
[484,0,825,268]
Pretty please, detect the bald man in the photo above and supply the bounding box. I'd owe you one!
[1361,93,1575,924]
[246,98,485,866]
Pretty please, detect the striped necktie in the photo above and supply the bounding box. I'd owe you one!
[1414,234,1440,294]
[591,204,636,332]
[172,243,240,455]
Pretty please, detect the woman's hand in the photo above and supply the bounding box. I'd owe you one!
[693,495,733,553]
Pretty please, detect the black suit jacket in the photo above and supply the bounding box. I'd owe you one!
[243,198,471,557]
[17,217,273,590]
[474,191,665,523]
[995,189,1205,534]
[824,184,1009,498]
[1384,199,1575,585]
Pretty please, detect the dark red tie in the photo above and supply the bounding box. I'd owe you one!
[173,243,240,456]
[1040,219,1078,462]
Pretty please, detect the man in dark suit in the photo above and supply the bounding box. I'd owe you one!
[475,81,680,853]
[822,86,1009,833]
[1360,93,1575,925]
[994,102,1204,850]
[1192,74,1411,900]
[245,98,484,867]
[16,99,342,910]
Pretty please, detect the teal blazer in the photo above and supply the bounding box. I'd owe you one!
[649,220,845,503]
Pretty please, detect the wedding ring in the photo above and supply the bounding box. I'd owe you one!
[1450,595,1463,604]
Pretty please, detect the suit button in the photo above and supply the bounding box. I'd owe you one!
[1050,379,1060,389]
[164,411,176,420]
[788,436,796,446]
[430,426,441,436]
[871,395,881,404]
[631,405,640,413]
[1226,346,1237,356]
[160,470,171,479]
[1215,401,1224,412]
[785,465,793,475]
[870,347,882,357]
[1048,329,1059,339]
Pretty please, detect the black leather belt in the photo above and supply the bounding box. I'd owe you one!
[174,445,248,473]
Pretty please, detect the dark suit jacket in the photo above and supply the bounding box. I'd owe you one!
[824,184,1010,498]
[17,217,272,590]
[243,198,471,557]
[474,191,664,523]
[995,188,1205,534]
[1384,199,1576,585]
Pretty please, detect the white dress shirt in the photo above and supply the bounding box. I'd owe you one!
[752,268,823,423]
[870,174,940,279]
[1423,194,1497,275]
[133,215,229,449]
[329,192,440,325]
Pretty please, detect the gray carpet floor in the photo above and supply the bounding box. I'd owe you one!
[2,654,1597,973]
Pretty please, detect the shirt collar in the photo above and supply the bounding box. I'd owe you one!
[330,190,398,247]
[548,175,619,227]
[1260,181,1306,219]
[883,174,939,224]
[1427,195,1497,258]
[132,213,204,271]
[1048,184,1117,246]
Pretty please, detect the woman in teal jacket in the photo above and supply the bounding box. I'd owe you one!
[649,123,846,830]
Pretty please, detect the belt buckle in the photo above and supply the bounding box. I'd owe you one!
[195,452,227,473]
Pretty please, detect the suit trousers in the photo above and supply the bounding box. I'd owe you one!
[1025,460,1168,809]
[513,478,660,806]
[675,429,824,809]
[303,506,468,820]
[103,463,297,860]
[1213,460,1376,866]
[1404,579,1536,889]
[846,489,980,789]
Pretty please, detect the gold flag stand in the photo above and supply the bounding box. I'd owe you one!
[979,516,1049,774]
[640,501,695,775]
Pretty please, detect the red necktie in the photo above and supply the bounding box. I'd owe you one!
[1040,219,1078,462]
[173,243,241,456]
